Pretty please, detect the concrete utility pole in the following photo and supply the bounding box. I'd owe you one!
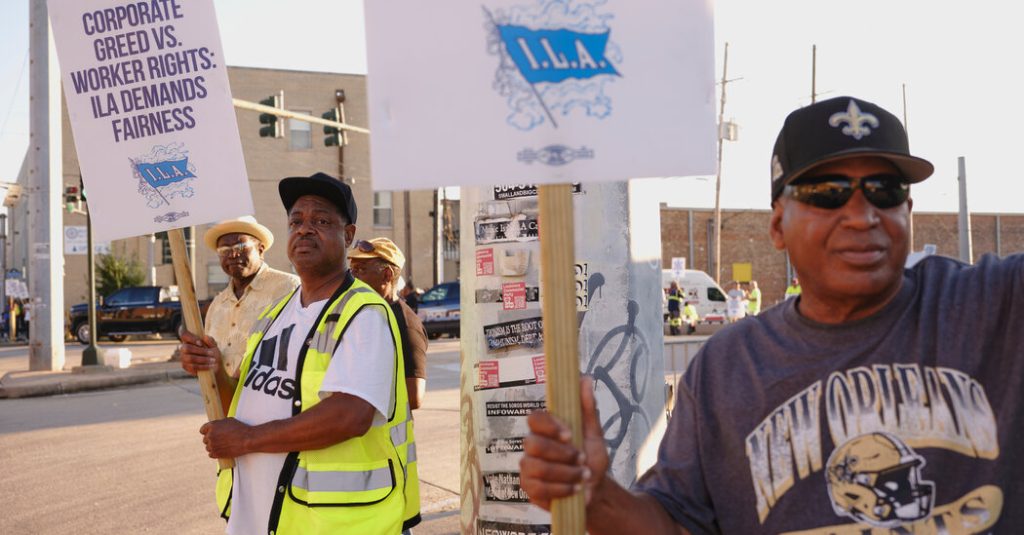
[27,0,65,371]
[0,213,6,309]
[434,188,444,285]
[902,83,915,251]
[712,42,732,285]
[811,44,817,104]
[957,157,973,263]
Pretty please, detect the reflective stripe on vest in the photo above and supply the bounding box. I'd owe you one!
[406,442,418,464]
[309,287,374,355]
[292,465,394,494]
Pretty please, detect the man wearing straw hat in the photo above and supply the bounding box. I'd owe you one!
[200,216,299,376]
[519,96,1024,533]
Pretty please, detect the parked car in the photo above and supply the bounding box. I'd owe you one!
[417,281,460,339]
[67,286,209,344]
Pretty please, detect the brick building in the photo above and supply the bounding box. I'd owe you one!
[660,206,1024,307]
[8,67,459,311]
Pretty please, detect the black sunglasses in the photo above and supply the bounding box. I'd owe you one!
[784,173,910,209]
[353,239,376,253]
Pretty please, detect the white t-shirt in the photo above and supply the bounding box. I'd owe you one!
[726,289,746,319]
[226,292,396,535]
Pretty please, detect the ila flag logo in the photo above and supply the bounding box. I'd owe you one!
[129,143,198,209]
[486,0,623,130]
[496,26,619,84]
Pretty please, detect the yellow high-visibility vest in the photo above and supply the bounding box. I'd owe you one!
[216,275,420,534]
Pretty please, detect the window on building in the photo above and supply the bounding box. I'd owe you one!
[156,228,193,264]
[289,113,312,150]
[207,263,229,295]
[373,191,393,227]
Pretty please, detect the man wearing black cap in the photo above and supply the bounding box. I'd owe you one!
[519,97,1024,533]
[179,172,419,534]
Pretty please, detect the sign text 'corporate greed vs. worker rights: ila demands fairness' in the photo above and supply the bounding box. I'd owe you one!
[67,1,217,143]
[48,0,252,242]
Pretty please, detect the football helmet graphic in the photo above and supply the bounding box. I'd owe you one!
[826,432,934,527]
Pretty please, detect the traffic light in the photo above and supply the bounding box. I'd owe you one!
[64,185,81,213]
[322,108,343,146]
[259,92,284,138]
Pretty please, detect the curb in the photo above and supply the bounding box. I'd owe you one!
[0,366,193,399]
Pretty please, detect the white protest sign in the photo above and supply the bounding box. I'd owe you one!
[48,0,252,242]
[64,225,112,255]
[365,0,717,190]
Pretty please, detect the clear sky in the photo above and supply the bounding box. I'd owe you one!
[1,0,1021,213]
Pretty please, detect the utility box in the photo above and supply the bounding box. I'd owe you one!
[103,348,132,369]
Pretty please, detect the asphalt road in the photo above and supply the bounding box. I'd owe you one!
[0,338,463,534]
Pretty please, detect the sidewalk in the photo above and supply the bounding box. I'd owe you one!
[0,340,188,399]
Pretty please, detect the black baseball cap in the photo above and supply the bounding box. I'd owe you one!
[279,172,357,225]
[770,96,934,203]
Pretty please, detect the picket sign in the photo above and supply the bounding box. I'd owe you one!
[537,184,586,533]
[366,0,715,531]
[46,0,252,469]
[168,230,232,470]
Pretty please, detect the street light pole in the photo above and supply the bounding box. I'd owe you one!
[81,205,101,365]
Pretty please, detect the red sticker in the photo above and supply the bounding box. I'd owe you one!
[532,356,546,384]
[478,360,500,389]
[476,248,495,276]
[502,282,527,310]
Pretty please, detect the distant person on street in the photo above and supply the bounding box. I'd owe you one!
[349,236,428,410]
[725,281,746,323]
[200,216,299,376]
[179,172,419,534]
[681,299,699,335]
[518,96,1024,532]
[401,280,421,312]
[746,280,762,316]
[785,276,802,300]
[21,300,30,340]
[666,280,684,335]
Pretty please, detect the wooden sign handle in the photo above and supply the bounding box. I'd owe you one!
[168,229,234,470]
[538,184,586,534]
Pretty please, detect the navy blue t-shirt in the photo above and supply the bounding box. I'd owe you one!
[635,254,1024,534]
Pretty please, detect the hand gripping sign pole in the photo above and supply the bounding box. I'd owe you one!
[538,184,586,534]
[168,229,233,470]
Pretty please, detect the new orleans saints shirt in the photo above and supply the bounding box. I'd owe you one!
[635,254,1023,534]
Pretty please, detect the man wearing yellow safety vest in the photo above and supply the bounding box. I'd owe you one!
[179,172,419,534]
[681,300,699,334]
[666,280,684,335]
[785,276,802,300]
[746,280,762,316]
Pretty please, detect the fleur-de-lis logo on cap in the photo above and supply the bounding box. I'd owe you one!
[829,100,879,140]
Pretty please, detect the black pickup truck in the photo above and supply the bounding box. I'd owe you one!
[68,286,193,344]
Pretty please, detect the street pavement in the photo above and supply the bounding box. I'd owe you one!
[0,333,706,534]
[0,337,463,534]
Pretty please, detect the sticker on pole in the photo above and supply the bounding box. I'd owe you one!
[365,0,717,189]
[47,0,253,242]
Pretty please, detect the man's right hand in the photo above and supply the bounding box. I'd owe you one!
[520,376,610,511]
[178,329,222,376]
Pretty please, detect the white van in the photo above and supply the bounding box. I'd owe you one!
[662,269,728,323]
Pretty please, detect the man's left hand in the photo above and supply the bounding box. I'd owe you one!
[200,417,252,459]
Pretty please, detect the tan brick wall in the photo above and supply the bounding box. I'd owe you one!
[58,67,449,310]
[661,207,1024,307]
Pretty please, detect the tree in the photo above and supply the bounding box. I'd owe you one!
[95,253,146,298]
